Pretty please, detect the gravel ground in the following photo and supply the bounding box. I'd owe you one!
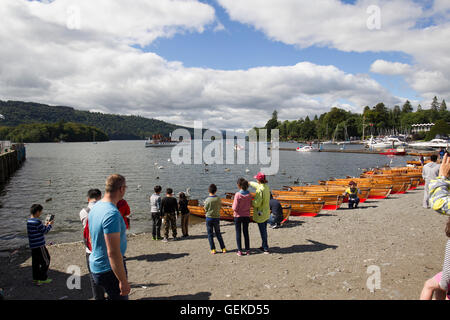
[1,186,448,300]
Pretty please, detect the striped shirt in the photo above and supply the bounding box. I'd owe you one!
[27,218,52,249]
[428,177,450,290]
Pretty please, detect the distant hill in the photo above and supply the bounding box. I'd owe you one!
[0,100,193,140]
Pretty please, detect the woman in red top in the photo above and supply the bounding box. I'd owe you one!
[117,199,130,230]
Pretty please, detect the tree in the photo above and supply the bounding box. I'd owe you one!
[426,119,450,140]
[264,110,280,139]
[440,99,447,113]
[417,104,423,112]
[402,100,413,113]
[431,96,440,111]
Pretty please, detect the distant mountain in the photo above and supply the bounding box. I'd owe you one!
[0,100,193,140]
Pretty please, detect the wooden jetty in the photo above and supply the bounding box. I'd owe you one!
[0,143,26,184]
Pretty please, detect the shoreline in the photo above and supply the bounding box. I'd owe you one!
[1,186,448,300]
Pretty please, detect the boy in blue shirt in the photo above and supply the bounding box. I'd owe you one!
[27,204,54,285]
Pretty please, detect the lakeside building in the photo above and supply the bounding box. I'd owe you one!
[411,123,434,134]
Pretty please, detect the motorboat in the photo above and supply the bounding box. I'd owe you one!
[296,145,320,152]
[366,136,407,149]
[408,138,450,150]
[379,148,407,156]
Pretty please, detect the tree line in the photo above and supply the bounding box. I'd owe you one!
[0,122,109,143]
[259,97,449,142]
[0,100,193,140]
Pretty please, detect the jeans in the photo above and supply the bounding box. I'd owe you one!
[257,222,269,251]
[31,246,50,281]
[206,218,225,250]
[92,259,128,300]
[268,214,282,226]
[86,253,106,300]
[348,198,360,209]
[234,217,250,252]
[151,212,162,238]
[181,213,190,236]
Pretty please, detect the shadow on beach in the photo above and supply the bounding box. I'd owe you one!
[0,249,92,300]
[277,220,305,229]
[126,252,189,262]
[269,239,338,255]
[138,291,211,300]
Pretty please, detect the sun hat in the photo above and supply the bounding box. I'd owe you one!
[254,172,266,182]
[349,181,357,186]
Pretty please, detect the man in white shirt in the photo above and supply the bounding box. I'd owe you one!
[79,188,105,300]
[423,155,441,208]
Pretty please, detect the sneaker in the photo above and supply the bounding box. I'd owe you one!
[237,251,243,256]
[211,249,217,255]
[162,238,169,243]
[156,236,164,240]
[222,248,227,253]
[245,250,250,256]
[173,237,178,241]
[152,236,157,240]
[38,278,52,285]
[263,250,270,255]
[32,280,41,286]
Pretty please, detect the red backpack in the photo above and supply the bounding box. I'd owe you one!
[83,207,92,251]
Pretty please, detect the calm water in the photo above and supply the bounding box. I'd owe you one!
[0,141,415,250]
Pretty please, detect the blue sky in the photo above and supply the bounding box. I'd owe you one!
[5,0,449,130]
[144,0,418,104]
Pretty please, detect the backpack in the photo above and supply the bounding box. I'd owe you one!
[83,207,92,251]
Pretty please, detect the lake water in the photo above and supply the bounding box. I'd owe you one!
[0,140,416,250]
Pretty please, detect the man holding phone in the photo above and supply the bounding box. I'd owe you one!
[89,174,130,300]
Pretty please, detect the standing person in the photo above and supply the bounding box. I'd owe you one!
[178,192,190,238]
[89,174,130,300]
[160,188,179,242]
[344,181,360,209]
[440,148,446,160]
[419,155,425,166]
[422,155,440,209]
[27,204,54,285]
[268,193,283,229]
[150,185,163,240]
[249,172,271,254]
[117,199,131,230]
[232,178,252,256]
[204,184,227,254]
[79,189,105,300]
[423,154,450,299]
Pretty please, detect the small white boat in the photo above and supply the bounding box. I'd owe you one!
[296,145,319,152]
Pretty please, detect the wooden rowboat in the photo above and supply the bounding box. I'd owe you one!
[271,190,344,211]
[188,199,292,223]
[224,193,325,217]
[282,185,370,204]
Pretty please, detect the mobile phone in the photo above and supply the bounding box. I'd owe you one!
[46,214,55,222]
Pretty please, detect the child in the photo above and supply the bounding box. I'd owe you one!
[232,178,252,256]
[150,186,163,240]
[344,181,360,209]
[117,199,131,230]
[204,184,226,254]
[160,188,179,242]
[178,192,190,238]
[27,204,54,285]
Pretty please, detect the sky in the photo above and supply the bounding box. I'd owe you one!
[1,0,450,131]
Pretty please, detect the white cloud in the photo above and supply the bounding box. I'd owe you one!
[370,60,412,76]
[0,0,406,131]
[217,0,450,103]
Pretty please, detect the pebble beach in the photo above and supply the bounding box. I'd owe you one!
[1,185,448,300]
